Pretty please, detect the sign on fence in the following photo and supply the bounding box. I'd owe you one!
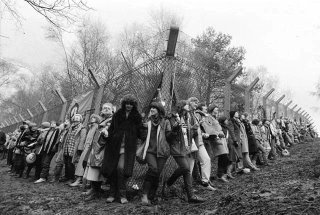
[67,90,94,120]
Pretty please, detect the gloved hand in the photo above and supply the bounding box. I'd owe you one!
[77,150,82,156]
[233,141,239,147]
[82,161,87,169]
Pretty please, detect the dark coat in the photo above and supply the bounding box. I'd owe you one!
[221,124,239,162]
[228,118,242,159]
[102,108,142,178]
[0,131,6,145]
[242,119,258,154]
[166,114,188,157]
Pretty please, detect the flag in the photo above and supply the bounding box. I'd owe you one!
[67,90,94,121]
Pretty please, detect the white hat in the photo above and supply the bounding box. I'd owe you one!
[26,153,36,164]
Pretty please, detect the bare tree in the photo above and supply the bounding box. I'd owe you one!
[1,0,91,28]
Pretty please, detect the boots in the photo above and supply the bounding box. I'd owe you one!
[217,174,229,183]
[226,165,235,179]
[85,182,102,201]
[141,180,152,205]
[185,185,205,203]
[70,177,82,187]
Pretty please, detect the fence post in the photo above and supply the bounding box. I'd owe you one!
[27,109,33,120]
[275,95,285,118]
[224,67,243,116]
[291,104,297,120]
[296,108,302,123]
[39,101,48,122]
[19,114,24,121]
[244,77,259,114]
[262,88,275,119]
[284,100,292,118]
[88,69,104,115]
[55,89,68,123]
[13,116,19,123]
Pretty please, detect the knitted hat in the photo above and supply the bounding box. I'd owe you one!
[41,122,50,128]
[150,102,165,117]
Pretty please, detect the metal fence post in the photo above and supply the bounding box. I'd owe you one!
[244,77,259,114]
[275,95,285,118]
[262,88,275,119]
[55,89,68,123]
[39,101,48,122]
[224,67,243,116]
[284,100,292,118]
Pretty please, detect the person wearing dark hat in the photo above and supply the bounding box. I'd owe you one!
[102,94,143,204]
[164,100,205,203]
[140,102,171,204]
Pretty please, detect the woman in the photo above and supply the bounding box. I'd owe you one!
[102,95,143,204]
[251,119,269,166]
[260,120,272,161]
[71,114,101,188]
[165,100,205,203]
[200,105,231,182]
[218,116,235,179]
[239,114,259,171]
[228,111,243,171]
[84,103,114,201]
[140,102,170,204]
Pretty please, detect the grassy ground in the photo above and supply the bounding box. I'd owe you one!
[1,140,320,215]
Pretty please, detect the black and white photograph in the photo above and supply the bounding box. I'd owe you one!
[0,0,319,214]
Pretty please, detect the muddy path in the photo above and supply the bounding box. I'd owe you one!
[1,140,320,215]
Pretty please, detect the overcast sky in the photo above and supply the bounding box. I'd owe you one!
[1,0,319,131]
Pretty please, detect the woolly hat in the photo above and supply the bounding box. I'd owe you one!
[208,104,218,113]
[41,122,50,128]
[230,111,237,118]
[150,102,165,117]
[187,97,199,104]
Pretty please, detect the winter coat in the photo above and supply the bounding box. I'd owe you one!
[61,124,87,164]
[102,108,143,178]
[242,119,258,154]
[228,118,242,157]
[239,121,249,153]
[89,117,112,168]
[33,128,50,154]
[39,127,60,154]
[0,131,6,145]
[260,125,271,150]
[166,113,191,157]
[200,115,228,157]
[221,124,240,162]
[140,118,171,159]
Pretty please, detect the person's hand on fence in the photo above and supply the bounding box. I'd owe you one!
[101,129,108,137]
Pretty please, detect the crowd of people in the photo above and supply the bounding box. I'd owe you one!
[0,95,317,205]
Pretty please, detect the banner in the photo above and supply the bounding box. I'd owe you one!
[67,90,94,121]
